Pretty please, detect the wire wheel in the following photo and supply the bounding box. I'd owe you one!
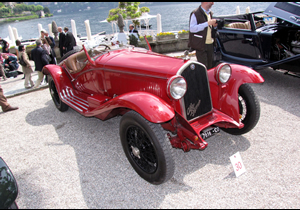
[120,111,174,185]
[126,125,158,174]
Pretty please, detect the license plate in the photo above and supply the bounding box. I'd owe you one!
[201,127,220,140]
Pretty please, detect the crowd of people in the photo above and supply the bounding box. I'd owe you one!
[0,25,77,86]
[0,25,77,113]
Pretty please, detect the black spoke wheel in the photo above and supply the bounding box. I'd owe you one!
[48,76,68,112]
[120,111,174,185]
[222,83,260,135]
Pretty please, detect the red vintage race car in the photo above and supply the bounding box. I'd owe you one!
[43,40,264,185]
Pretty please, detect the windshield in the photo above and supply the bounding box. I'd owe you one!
[86,44,110,61]
[264,2,300,26]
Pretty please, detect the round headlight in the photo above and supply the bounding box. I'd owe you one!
[167,76,187,100]
[215,63,232,84]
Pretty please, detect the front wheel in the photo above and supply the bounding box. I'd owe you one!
[119,111,174,185]
[48,75,69,112]
[8,201,18,209]
[222,83,260,135]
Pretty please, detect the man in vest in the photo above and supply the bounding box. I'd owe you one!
[188,2,218,69]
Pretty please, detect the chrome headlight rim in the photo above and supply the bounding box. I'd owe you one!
[215,63,232,84]
[167,75,187,100]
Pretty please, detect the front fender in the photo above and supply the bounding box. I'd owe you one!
[42,64,73,92]
[89,91,175,123]
[208,64,264,122]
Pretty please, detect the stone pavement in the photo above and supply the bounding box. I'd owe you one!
[1,51,195,98]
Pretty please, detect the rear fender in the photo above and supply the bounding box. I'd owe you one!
[207,64,264,122]
[90,91,175,123]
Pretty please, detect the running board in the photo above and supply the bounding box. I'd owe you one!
[59,87,110,114]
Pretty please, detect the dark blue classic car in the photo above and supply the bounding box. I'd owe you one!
[0,157,18,209]
[214,2,300,73]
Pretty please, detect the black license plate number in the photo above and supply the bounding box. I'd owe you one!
[201,127,220,140]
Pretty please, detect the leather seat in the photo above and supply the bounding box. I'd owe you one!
[228,21,251,30]
[64,51,87,74]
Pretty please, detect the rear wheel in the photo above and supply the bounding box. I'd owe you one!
[119,111,174,185]
[48,75,68,112]
[222,83,260,135]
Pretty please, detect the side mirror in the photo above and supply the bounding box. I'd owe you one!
[0,157,18,209]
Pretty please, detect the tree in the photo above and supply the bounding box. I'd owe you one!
[43,7,50,14]
[106,2,150,28]
[13,4,24,14]
[0,7,10,17]
[34,5,44,12]
[27,5,35,12]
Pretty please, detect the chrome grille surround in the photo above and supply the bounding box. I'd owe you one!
[177,61,213,121]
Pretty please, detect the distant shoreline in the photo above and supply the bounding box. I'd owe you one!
[0,15,44,24]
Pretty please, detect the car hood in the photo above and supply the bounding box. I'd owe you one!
[264,2,300,27]
[98,48,188,78]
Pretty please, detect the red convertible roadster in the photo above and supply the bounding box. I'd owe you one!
[43,40,264,185]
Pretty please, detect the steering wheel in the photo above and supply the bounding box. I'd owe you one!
[98,44,111,50]
[255,20,265,28]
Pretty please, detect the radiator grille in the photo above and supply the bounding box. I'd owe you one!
[180,63,212,121]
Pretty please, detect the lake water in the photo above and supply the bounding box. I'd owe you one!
[0,2,272,41]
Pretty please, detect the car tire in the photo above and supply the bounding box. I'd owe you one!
[48,75,69,112]
[222,83,260,135]
[59,49,81,62]
[8,201,18,209]
[119,111,175,185]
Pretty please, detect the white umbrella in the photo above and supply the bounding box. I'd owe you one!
[100,19,117,34]
[132,13,157,20]
[100,13,159,35]
[131,13,158,33]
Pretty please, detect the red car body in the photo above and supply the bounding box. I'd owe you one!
[43,42,264,184]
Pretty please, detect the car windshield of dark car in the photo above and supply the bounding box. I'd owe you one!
[219,12,272,31]
[274,2,300,16]
[221,14,254,30]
